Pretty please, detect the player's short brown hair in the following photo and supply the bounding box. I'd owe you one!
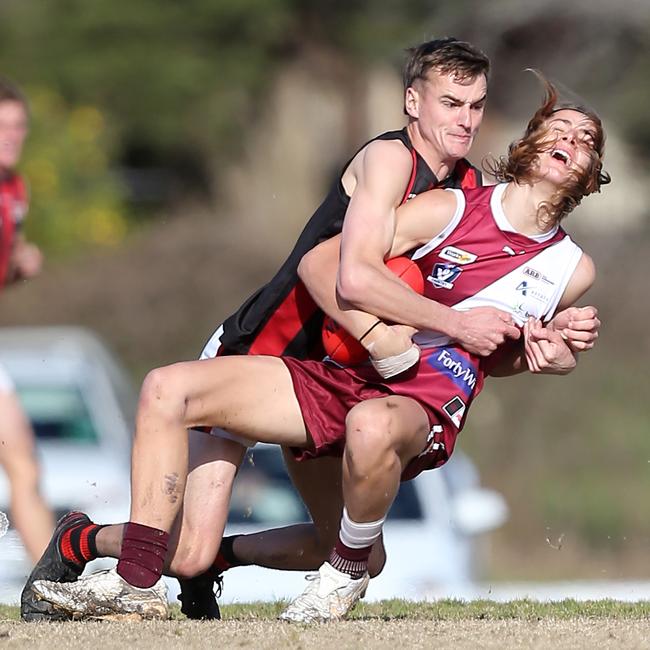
[403,37,490,90]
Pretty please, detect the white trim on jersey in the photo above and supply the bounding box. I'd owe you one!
[195,324,256,447]
[542,239,583,320]
[199,324,224,360]
[490,183,560,243]
[410,188,466,261]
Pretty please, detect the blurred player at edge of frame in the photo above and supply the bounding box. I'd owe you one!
[0,77,54,562]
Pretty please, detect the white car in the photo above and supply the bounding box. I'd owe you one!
[0,326,508,606]
[0,326,134,604]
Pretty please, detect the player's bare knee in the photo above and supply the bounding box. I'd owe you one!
[139,365,190,427]
[345,401,402,459]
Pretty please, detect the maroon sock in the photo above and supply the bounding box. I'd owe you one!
[116,522,169,588]
[59,522,105,569]
[328,539,371,579]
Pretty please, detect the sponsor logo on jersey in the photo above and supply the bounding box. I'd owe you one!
[439,246,477,265]
[516,280,550,304]
[418,424,445,458]
[443,396,466,428]
[428,348,477,396]
[523,266,555,285]
[428,263,462,289]
[511,301,534,322]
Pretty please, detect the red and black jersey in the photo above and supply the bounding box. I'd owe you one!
[0,173,28,288]
[214,128,482,360]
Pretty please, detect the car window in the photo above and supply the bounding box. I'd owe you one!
[16,384,98,443]
[228,447,423,525]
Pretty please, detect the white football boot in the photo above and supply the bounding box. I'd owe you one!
[32,567,168,620]
[279,561,369,623]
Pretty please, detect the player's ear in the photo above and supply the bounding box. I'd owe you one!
[405,86,420,119]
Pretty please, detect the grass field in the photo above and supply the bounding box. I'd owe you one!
[1,600,649,649]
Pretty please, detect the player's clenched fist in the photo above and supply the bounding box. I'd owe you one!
[548,305,600,352]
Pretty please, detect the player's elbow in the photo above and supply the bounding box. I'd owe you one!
[336,263,373,308]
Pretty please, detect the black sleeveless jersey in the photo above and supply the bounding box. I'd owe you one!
[216,128,483,359]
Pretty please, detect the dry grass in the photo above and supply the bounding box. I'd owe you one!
[2,601,650,649]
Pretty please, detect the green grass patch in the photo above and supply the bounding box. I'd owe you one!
[4,600,650,623]
[0,605,18,621]
[223,599,650,621]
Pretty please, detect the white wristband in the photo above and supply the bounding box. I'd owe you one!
[370,344,420,379]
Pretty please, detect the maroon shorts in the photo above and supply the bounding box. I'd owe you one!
[282,350,477,480]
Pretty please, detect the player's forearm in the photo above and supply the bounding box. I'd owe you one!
[297,246,378,338]
[299,236,460,343]
[337,261,459,337]
[492,351,578,377]
[488,334,579,377]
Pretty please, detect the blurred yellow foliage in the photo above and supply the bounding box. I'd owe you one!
[69,106,104,143]
[19,87,130,258]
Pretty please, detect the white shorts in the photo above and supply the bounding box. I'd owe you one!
[197,324,255,448]
[0,363,14,394]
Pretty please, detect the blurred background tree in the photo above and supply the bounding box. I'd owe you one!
[21,88,128,256]
[4,0,649,253]
[0,0,439,238]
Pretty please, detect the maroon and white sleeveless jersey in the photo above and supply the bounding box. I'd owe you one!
[410,182,583,349]
[334,182,584,471]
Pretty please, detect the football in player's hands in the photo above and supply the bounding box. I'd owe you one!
[322,256,424,365]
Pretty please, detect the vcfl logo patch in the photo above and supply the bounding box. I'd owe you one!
[428,263,461,290]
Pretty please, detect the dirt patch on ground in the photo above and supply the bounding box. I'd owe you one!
[0,618,646,650]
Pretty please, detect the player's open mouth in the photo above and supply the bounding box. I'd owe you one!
[551,149,571,166]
